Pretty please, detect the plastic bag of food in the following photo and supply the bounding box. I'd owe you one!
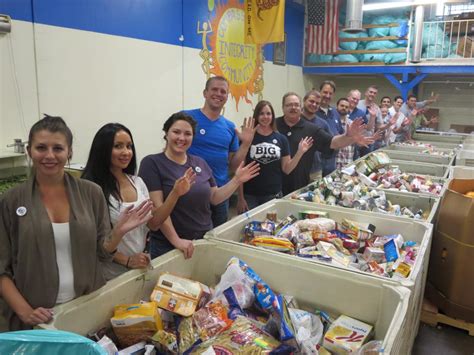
[188,316,294,354]
[151,329,178,354]
[213,259,255,309]
[192,301,233,341]
[296,218,336,232]
[289,308,324,354]
[250,236,295,253]
[177,317,199,353]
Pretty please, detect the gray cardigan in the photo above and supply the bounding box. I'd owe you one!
[0,173,113,330]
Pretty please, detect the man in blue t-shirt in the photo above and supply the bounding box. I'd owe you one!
[301,90,330,179]
[185,76,256,227]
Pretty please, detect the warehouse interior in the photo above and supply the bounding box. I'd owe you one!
[0,0,474,354]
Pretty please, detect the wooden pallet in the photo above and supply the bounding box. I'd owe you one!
[421,299,474,336]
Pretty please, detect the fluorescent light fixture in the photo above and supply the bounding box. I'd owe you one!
[363,0,442,11]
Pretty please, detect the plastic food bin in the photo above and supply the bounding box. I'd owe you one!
[414,141,462,150]
[206,200,432,354]
[387,144,455,156]
[412,132,465,144]
[287,187,440,224]
[38,240,411,355]
[449,166,474,179]
[390,159,450,178]
[380,149,455,166]
[456,149,474,167]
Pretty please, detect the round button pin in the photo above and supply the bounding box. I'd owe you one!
[195,166,202,173]
[287,132,292,136]
[272,139,278,144]
[200,128,206,135]
[16,206,27,217]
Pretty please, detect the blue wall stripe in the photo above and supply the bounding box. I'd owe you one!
[0,0,33,22]
[0,0,303,66]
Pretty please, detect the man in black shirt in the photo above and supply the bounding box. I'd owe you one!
[276,92,374,195]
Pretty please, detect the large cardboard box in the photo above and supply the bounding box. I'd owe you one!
[426,179,474,322]
[456,36,473,58]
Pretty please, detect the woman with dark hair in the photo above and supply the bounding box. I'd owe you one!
[237,100,313,212]
[0,115,152,330]
[139,112,260,259]
[82,123,195,280]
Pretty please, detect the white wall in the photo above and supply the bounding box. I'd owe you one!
[0,20,39,149]
[419,81,474,131]
[1,23,306,165]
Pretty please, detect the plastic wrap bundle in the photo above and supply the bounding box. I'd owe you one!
[306,54,333,64]
[332,53,359,63]
[385,52,407,64]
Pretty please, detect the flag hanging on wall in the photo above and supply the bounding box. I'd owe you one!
[306,0,340,54]
[245,0,285,44]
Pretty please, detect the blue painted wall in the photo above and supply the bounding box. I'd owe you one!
[0,0,305,66]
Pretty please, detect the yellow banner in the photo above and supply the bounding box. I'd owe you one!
[245,0,285,44]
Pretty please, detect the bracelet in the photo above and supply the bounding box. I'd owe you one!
[126,257,131,268]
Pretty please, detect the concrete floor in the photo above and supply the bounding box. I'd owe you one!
[413,322,474,355]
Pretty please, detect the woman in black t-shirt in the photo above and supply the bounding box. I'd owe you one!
[237,100,313,212]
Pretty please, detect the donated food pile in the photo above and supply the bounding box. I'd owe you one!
[243,210,418,280]
[94,258,382,354]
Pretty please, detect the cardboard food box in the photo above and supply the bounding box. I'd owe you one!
[150,273,203,317]
[110,302,163,348]
[426,179,474,322]
[456,36,473,58]
[323,315,373,354]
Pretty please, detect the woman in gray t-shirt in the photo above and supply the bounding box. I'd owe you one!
[139,112,259,259]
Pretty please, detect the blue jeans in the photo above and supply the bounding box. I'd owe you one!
[244,192,282,210]
[149,237,174,259]
[211,200,229,228]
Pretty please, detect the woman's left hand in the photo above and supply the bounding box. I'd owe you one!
[115,199,153,236]
[234,161,260,184]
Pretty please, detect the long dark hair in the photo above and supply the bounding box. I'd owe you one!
[253,100,276,131]
[82,123,137,205]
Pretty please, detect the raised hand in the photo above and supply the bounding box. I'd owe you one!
[368,104,377,118]
[172,167,196,196]
[234,161,260,184]
[372,130,384,141]
[115,199,153,236]
[297,136,314,154]
[347,118,373,147]
[346,117,365,137]
[236,117,258,145]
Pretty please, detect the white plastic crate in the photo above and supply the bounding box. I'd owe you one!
[39,240,411,355]
[449,165,474,179]
[387,144,455,156]
[381,149,455,166]
[456,149,474,167]
[390,159,449,178]
[414,140,462,150]
[207,200,433,354]
[412,132,465,143]
[287,186,440,224]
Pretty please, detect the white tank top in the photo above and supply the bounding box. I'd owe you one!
[52,222,76,304]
